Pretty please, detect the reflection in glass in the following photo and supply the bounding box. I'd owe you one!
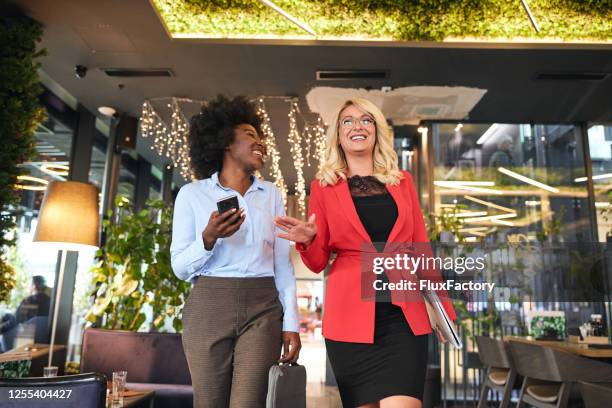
[587,124,612,242]
[1,115,74,353]
[431,123,589,243]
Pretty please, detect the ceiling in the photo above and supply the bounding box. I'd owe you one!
[16,0,612,189]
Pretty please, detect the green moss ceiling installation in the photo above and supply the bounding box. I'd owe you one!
[152,0,612,42]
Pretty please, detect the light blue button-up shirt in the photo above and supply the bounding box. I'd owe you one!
[170,172,299,332]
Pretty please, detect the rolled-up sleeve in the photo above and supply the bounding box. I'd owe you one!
[170,185,218,282]
[272,187,299,332]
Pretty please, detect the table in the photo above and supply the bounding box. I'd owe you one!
[504,336,612,359]
[107,390,155,408]
[2,343,67,376]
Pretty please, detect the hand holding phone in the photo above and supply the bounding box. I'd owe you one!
[216,195,240,214]
[202,196,244,249]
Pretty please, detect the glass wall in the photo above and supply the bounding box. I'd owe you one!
[429,122,600,399]
[0,115,74,353]
[118,154,137,202]
[88,144,106,195]
[149,165,163,201]
[431,123,590,243]
[587,124,612,242]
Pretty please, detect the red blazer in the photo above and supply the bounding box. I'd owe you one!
[297,170,456,343]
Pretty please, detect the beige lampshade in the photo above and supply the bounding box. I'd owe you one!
[33,180,100,251]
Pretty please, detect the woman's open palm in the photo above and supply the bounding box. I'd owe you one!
[274,214,317,245]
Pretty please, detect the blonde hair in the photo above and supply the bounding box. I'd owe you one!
[316,97,403,186]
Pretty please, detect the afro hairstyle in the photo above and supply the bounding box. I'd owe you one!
[189,94,263,179]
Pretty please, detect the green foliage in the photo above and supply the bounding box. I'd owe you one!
[64,361,80,375]
[428,204,466,242]
[0,260,16,304]
[0,359,31,379]
[452,299,504,339]
[153,0,612,41]
[530,315,565,338]
[85,197,191,332]
[536,205,566,242]
[0,6,46,301]
[0,245,30,308]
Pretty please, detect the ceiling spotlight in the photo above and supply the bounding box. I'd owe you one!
[98,106,117,117]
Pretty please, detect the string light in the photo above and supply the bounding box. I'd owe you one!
[302,124,313,167]
[256,98,288,206]
[288,100,306,217]
[140,98,194,180]
[294,103,326,170]
[312,116,326,171]
[139,96,328,215]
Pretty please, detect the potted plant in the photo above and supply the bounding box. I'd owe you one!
[85,197,190,332]
[537,206,566,244]
[428,204,466,243]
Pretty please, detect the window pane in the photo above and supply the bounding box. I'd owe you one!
[588,124,612,242]
[431,123,589,242]
[1,115,73,353]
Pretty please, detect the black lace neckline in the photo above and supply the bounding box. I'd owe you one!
[347,175,388,197]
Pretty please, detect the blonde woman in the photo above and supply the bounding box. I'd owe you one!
[275,98,456,408]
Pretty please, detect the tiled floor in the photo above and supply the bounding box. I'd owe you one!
[306,382,342,408]
[300,333,342,407]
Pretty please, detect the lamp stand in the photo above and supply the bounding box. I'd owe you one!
[48,249,68,368]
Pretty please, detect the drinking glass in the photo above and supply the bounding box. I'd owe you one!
[112,370,128,401]
[43,366,58,377]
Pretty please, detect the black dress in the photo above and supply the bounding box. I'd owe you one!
[325,175,429,407]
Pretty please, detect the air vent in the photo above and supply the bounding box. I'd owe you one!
[316,70,388,80]
[536,72,608,81]
[102,68,174,77]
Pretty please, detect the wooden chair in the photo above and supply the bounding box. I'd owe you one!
[475,336,517,408]
[508,340,612,408]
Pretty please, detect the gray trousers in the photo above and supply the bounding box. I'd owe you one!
[182,276,283,408]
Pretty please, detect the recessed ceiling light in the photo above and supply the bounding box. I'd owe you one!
[98,106,117,117]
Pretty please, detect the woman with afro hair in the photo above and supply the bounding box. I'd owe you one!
[170,95,301,408]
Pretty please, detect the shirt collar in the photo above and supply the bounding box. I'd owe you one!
[210,172,264,193]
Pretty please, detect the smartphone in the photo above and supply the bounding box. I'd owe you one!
[216,195,240,214]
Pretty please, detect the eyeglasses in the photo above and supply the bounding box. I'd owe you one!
[340,117,375,128]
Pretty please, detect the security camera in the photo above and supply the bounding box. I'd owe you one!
[74,65,88,78]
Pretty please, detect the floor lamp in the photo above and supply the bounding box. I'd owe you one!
[33,181,99,368]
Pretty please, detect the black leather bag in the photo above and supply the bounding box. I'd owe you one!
[266,363,306,408]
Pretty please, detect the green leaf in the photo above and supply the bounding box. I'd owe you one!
[115,277,139,296]
[84,198,189,332]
